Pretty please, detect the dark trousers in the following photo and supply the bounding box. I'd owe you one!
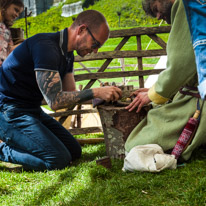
[0,103,81,171]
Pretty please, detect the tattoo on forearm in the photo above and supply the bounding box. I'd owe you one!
[36,70,93,110]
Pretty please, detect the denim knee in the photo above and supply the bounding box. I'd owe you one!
[72,143,82,161]
[45,152,73,170]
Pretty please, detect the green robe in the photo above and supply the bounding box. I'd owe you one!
[125,0,206,161]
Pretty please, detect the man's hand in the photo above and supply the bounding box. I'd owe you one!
[93,86,122,102]
[125,88,151,113]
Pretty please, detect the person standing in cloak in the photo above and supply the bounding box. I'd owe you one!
[125,0,206,161]
[182,0,206,100]
[0,10,122,171]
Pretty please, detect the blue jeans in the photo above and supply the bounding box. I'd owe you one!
[0,103,81,171]
[183,0,206,99]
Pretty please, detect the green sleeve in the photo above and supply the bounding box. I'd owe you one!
[152,0,197,103]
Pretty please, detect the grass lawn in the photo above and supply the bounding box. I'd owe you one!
[0,134,206,206]
[3,29,203,205]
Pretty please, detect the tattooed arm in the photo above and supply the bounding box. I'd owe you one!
[36,70,122,111]
[36,70,93,111]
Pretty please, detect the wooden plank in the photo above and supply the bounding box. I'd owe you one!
[75,49,166,62]
[147,34,167,49]
[109,26,171,38]
[76,138,104,145]
[74,69,164,81]
[74,63,156,71]
[83,36,130,90]
[120,58,126,84]
[96,156,112,169]
[136,35,144,88]
[69,127,103,135]
[78,62,102,84]
[76,85,83,128]
[49,108,98,118]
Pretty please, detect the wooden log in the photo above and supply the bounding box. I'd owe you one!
[74,63,156,71]
[69,127,103,135]
[147,34,167,49]
[97,104,152,159]
[75,49,166,62]
[109,26,171,38]
[49,108,98,118]
[77,105,82,129]
[136,35,144,88]
[96,156,112,169]
[76,85,83,128]
[76,138,104,145]
[74,69,164,82]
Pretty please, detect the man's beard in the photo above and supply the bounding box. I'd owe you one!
[76,39,93,57]
[76,39,87,57]
[76,47,90,57]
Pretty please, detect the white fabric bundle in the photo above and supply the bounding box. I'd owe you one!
[123,144,177,172]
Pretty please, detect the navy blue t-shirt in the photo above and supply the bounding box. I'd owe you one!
[0,28,74,107]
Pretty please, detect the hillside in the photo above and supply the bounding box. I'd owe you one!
[13,0,162,38]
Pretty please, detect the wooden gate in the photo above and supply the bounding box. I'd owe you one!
[47,26,171,135]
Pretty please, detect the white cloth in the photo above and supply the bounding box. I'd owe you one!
[123,144,177,172]
[144,55,167,88]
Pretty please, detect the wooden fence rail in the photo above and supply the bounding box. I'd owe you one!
[74,69,164,81]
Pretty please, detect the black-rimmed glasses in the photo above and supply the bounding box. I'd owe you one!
[87,27,101,49]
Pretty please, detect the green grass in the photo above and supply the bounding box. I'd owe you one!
[13,0,162,38]
[0,138,206,206]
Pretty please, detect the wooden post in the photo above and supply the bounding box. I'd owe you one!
[24,7,32,39]
[24,8,27,39]
[120,58,126,85]
[77,85,83,128]
[136,35,144,88]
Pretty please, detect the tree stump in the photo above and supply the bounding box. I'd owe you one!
[97,104,151,159]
